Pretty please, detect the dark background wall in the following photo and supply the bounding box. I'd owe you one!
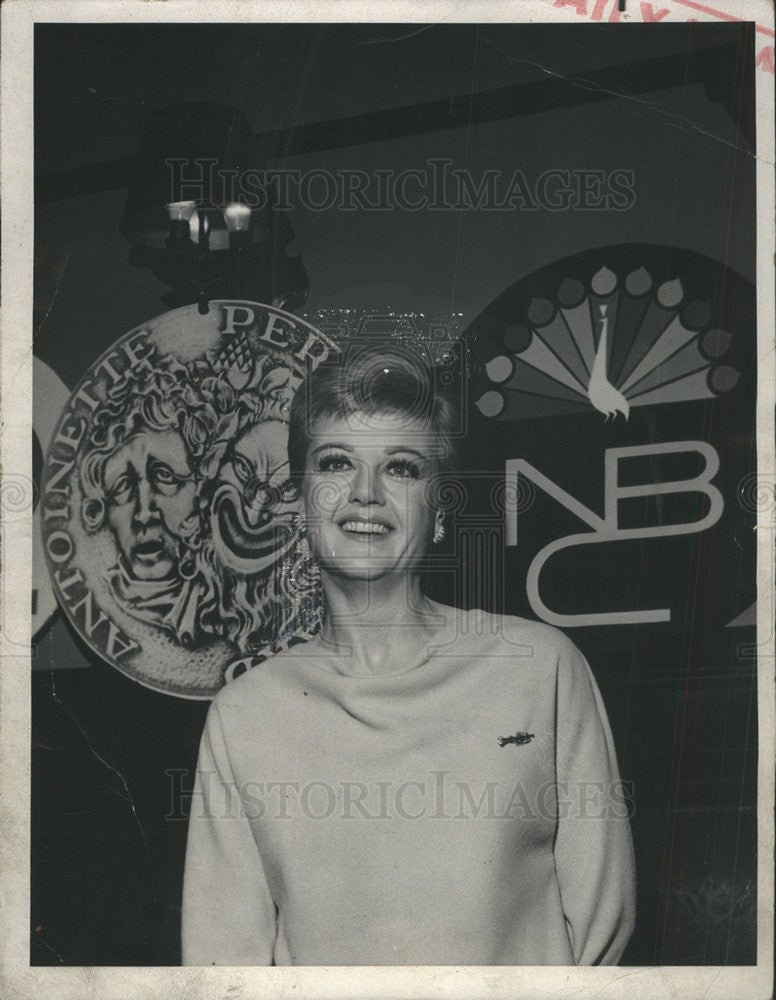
[31,22,757,966]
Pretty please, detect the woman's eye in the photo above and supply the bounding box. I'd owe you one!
[386,459,420,479]
[317,454,353,473]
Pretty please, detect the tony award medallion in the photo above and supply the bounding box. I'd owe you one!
[41,301,336,698]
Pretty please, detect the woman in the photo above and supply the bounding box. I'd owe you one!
[181,348,636,966]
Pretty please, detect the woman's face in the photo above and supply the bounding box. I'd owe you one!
[300,410,438,581]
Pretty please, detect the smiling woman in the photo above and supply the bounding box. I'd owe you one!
[181,347,637,966]
[281,350,459,664]
[302,412,437,568]
[287,350,457,591]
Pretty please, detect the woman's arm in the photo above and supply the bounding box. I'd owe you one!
[181,700,277,965]
[553,641,637,965]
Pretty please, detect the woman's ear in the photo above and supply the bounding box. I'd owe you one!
[432,510,445,544]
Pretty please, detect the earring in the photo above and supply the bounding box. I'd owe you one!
[279,556,301,607]
[432,513,445,544]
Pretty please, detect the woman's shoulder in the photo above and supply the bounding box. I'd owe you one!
[458,610,595,696]
[460,607,581,656]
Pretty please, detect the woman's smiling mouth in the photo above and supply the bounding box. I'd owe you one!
[339,519,392,536]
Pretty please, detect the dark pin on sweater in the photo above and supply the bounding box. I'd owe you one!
[497,732,535,747]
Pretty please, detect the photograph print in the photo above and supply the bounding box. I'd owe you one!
[0,3,773,999]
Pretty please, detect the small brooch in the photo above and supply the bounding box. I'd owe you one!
[497,732,535,747]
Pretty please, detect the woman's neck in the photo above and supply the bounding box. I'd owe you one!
[317,572,446,675]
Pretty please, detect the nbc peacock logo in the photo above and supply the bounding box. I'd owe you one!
[474,265,740,423]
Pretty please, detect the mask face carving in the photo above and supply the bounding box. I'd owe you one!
[211,419,299,575]
[103,428,197,582]
[42,301,336,699]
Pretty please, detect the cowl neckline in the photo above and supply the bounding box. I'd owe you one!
[297,604,479,680]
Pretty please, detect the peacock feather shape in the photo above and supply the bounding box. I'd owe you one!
[475,265,740,422]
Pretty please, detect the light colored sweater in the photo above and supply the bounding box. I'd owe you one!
[182,608,636,966]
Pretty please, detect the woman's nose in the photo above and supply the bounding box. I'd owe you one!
[349,464,384,505]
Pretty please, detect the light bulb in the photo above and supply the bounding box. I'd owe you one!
[223,203,252,233]
[165,200,197,222]
[165,200,199,242]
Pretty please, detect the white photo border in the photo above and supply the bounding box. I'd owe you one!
[1,1,773,998]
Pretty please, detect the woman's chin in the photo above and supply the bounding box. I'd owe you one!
[322,560,394,582]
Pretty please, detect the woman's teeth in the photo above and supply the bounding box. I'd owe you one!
[341,521,389,535]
